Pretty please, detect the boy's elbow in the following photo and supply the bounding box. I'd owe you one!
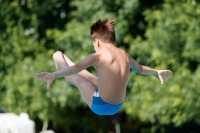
[73,65,83,73]
[137,69,144,74]
[131,67,142,74]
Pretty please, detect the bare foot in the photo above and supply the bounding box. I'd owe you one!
[53,51,69,70]
[63,54,75,66]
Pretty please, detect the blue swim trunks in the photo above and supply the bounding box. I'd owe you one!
[91,90,123,115]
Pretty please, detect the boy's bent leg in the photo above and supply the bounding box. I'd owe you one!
[53,51,97,107]
[63,54,98,87]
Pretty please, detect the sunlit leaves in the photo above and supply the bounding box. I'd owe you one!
[125,0,200,127]
[1,0,200,132]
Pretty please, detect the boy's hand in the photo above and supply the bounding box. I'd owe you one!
[157,70,172,84]
[35,72,55,89]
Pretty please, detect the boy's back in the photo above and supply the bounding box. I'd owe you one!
[95,45,130,104]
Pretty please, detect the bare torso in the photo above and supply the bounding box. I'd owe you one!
[94,46,130,104]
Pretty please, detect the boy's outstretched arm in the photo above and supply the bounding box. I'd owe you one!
[35,53,98,89]
[128,54,172,84]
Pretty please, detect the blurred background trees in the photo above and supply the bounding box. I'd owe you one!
[0,0,200,132]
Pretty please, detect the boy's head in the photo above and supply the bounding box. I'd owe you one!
[90,18,116,45]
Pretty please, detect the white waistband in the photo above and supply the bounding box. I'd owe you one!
[93,91,99,97]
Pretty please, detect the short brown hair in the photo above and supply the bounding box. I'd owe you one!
[90,18,116,44]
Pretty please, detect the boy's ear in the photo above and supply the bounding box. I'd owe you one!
[97,39,100,47]
[94,38,98,43]
[94,38,100,47]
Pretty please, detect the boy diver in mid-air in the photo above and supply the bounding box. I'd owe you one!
[36,18,172,115]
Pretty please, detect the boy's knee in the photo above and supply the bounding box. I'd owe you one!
[53,51,62,58]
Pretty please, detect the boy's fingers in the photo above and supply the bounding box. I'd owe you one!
[165,70,172,77]
[35,72,53,89]
[160,79,163,84]
[36,74,42,78]
[36,73,43,76]
[168,70,172,74]
[35,72,47,79]
[47,82,51,89]
[158,75,164,84]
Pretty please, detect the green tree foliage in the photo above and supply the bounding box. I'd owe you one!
[124,0,200,130]
[1,0,200,132]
